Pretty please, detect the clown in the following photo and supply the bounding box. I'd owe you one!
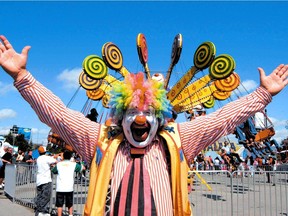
[109,72,172,148]
[86,72,191,215]
[0,35,288,216]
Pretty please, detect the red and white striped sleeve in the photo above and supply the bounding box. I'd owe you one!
[14,72,100,165]
[179,86,272,163]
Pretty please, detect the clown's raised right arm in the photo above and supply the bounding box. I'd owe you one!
[179,64,288,163]
[0,35,98,164]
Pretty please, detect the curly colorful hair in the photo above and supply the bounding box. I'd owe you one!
[108,72,173,125]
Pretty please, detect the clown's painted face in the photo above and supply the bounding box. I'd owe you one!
[122,107,159,148]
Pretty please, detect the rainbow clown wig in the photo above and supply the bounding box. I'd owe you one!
[109,72,173,126]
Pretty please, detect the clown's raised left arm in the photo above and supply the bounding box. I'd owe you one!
[179,64,288,163]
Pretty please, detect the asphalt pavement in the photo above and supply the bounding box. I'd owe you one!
[0,189,34,216]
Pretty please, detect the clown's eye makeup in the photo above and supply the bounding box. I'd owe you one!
[144,107,156,115]
[144,111,151,116]
[143,109,154,116]
[126,108,155,117]
[126,109,139,116]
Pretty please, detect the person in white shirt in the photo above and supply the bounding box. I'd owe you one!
[52,151,83,216]
[35,146,57,216]
[214,157,221,171]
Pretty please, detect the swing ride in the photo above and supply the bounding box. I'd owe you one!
[47,33,280,159]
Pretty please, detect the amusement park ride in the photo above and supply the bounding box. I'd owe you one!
[47,33,278,156]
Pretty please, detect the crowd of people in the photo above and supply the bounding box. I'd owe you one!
[190,142,283,181]
[188,106,284,176]
[0,143,87,216]
[0,107,96,215]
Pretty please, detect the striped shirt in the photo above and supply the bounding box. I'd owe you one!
[15,73,272,215]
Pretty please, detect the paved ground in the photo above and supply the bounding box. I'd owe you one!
[189,171,288,216]
[0,189,34,216]
[1,170,287,216]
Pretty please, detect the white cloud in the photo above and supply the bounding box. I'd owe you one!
[57,68,82,90]
[269,117,287,127]
[273,127,288,143]
[0,126,11,136]
[31,127,50,136]
[236,79,258,94]
[0,109,17,120]
[30,127,51,145]
[0,81,16,95]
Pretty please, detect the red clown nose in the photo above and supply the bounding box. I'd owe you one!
[135,115,146,125]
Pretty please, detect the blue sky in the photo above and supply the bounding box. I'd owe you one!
[0,1,288,145]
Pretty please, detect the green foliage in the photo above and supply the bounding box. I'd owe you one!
[4,133,32,152]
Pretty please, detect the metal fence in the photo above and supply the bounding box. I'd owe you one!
[4,164,89,216]
[189,169,288,216]
[4,164,288,216]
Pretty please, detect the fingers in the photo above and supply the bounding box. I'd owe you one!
[258,67,265,78]
[0,35,13,54]
[22,46,31,57]
[274,64,285,75]
[275,64,288,78]
[0,43,5,53]
[0,35,13,50]
[280,65,288,82]
[0,36,5,53]
[0,35,5,43]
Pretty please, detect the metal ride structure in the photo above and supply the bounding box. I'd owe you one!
[47,33,277,154]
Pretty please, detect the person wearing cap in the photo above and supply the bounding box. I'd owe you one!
[35,146,57,216]
[1,35,288,215]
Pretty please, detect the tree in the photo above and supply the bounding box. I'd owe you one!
[5,133,32,152]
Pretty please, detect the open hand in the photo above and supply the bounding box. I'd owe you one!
[259,64,288,96]
[0,35,30,81]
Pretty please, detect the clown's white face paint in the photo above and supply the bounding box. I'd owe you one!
[122,107,159,148]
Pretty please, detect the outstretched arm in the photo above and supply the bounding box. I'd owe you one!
[180,64,288,163]
[0,35,30,81]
